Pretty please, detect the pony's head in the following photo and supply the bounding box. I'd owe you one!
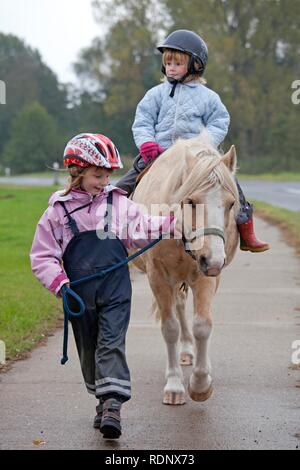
[167,137,240,277]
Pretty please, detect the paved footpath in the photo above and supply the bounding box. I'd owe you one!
[0,218,299,450]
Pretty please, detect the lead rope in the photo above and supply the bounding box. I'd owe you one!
[60,234,163,364]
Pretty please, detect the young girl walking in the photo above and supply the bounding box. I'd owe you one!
[30,133,175,439]
[117,29,269,253]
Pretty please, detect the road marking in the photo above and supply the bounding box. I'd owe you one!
[286,188,300,195]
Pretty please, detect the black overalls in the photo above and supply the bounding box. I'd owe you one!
[60,192,132,402]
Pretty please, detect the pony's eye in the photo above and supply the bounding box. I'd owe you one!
[229,202,235,210]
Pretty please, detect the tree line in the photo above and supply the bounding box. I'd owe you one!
[0,0,299,174]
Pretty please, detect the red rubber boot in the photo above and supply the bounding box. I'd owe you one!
[238,217,270,252]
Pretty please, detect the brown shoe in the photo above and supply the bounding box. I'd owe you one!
[93,402,103,429]
[100,398,122,439]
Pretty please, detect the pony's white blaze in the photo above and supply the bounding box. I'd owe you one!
[203,187,226,275]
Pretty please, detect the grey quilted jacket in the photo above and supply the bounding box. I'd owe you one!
[132,80,230,150]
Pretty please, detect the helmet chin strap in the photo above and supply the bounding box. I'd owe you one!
[167,73,189,97]
[166,55,195,98]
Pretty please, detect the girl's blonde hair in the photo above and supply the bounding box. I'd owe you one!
[162,49,206,85]
[63,166,89,196]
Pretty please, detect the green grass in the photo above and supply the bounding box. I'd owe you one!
[0,186,62,360]
[238,172,300,181]
[253,200,300,254]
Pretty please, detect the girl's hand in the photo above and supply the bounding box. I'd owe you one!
[57,283,70,297]
[140,141,164,164]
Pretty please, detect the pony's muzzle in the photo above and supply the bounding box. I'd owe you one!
[199,256,225,277]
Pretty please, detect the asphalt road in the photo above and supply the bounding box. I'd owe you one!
[0,175,68,187]
[0,218,299,450]
[241,180,300,212]
[1,177,299,211]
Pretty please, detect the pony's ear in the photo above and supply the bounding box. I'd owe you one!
[222,145,237,174]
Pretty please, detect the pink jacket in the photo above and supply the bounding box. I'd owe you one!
[30,185,175,296]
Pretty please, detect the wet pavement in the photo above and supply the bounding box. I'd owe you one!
[0,217,299,450]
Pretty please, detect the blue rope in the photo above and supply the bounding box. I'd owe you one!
[60,234,163,364]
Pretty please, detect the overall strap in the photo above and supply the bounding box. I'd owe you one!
[65,201,92,216]
[104,191,113,233]
[59,201,80,236]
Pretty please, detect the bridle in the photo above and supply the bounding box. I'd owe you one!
[182,227,226,261]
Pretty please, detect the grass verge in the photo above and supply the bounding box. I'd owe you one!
[238,172,300,181]
[0,186,63,370]
[253,200,300,256]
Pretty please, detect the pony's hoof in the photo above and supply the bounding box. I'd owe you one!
[180,352,193,366]
[188,383,213,402]
[163,391,186,405]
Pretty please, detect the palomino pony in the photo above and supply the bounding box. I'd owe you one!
[131,133,240,405]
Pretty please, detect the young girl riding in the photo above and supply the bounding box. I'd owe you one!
[30,133,175,439]
[117,29,269,253]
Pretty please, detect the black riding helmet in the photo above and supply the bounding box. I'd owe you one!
[157,29,208,77]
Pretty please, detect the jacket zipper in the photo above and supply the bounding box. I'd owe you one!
[88,195,94,214]
[173,85,182,142]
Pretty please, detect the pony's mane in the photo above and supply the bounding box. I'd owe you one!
[158,133,239,210]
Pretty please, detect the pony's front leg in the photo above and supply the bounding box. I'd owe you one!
[188,276,217,402]
[149,274,185,405]
[161,312,186,405]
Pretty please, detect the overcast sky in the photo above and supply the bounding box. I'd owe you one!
[0,0,101,83]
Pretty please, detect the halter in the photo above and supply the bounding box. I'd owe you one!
[182,227,226,261]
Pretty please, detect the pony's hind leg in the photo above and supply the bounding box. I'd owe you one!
[176,283,194,366]
[148,273,185,405]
